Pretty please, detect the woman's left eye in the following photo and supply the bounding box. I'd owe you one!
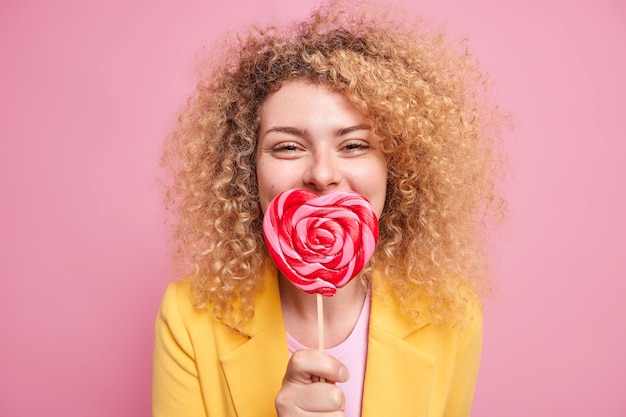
[340,141,370,153]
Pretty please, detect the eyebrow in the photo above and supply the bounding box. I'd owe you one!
[262,124,372,138]
[337,124,372,136]
[262,126,306,138]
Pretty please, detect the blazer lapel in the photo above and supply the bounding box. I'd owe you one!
[362,275,436,417]
[219,267,289,417]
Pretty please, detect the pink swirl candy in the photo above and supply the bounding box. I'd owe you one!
[262,189,379,296]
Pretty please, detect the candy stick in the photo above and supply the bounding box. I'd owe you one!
[317,293,326,383]
[317,293,325,352]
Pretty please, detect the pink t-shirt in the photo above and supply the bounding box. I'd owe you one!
[287,292,371,417]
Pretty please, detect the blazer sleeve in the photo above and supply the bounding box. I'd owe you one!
[443,304,483,417]
[152,283,207,417]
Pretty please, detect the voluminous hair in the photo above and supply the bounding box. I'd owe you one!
[162,0,505,329]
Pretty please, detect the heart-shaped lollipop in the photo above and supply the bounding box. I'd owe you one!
[262,189,379,296]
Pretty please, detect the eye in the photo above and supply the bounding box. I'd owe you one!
[340,140,371,155]
[271,142,303,152]
[267,141,306,159]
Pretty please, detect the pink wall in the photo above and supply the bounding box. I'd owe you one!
[1,0,624,415]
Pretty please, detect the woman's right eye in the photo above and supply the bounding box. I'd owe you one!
[271,142,303,153]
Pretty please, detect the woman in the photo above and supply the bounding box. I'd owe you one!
[153,1,503,416]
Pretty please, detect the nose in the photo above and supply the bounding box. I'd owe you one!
[303,154,342,193]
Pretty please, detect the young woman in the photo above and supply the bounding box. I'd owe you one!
[153,1,503,416]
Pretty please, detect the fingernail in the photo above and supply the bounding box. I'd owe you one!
[339,366,350,380]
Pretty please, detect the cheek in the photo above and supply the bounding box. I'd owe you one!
[373,184,387,218]
[362,162,388,218]
[257,167,282,213]
[256,160,269,213]
[257,182,272,214]
[257,158,303,210]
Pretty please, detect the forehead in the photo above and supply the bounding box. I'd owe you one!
[259,80,368,127]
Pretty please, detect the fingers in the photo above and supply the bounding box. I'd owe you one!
[275,350,349,416]
[276,378,345,413]
[285,350,350,384]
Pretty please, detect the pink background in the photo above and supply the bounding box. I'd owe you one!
[1,0,624,415]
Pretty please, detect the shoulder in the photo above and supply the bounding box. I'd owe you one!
[157,278,237,334]
[370,274,482,350]
[157,279,202,329]
[156,278,237,349]
[155,279,254,365]
[158,279,193,312]
[155,279,208,357]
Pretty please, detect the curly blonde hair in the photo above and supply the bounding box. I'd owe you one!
[162,0,504,328]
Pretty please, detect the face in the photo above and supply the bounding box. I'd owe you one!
[256,80,387,217]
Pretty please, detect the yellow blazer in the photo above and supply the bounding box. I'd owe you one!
[153,267,482,417]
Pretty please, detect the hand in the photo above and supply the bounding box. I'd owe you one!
[275,349,349,416]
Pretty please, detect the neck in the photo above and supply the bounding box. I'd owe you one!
[279,273,368,348]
